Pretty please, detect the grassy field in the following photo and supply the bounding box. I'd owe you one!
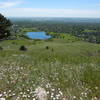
[0,38,100,100]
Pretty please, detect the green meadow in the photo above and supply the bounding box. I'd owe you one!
[0,37,100,100]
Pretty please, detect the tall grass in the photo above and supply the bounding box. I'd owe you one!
[0,39,100,100]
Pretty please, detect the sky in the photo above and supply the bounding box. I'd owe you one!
[0,0,100,18]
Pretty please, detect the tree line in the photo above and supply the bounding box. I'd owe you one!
[0,13,100,43]
[11,18,100,43]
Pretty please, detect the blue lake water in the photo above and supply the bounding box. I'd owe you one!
[26,32,51,39]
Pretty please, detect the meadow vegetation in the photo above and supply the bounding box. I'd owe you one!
[0,15,100,100]
[0,38,100,100]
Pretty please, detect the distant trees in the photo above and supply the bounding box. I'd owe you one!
[0,13,12,39]
[11,18,100,43]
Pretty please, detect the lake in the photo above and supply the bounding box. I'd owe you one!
[26,32,51,39]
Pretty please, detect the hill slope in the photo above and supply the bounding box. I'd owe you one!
[0,39,100,100]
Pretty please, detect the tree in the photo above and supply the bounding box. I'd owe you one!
[0,13,12,39]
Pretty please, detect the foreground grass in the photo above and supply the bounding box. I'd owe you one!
[0,39,100,100]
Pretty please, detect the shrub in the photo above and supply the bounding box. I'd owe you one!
[45,46,49,50]
[19,45,27,51]
[51,48,54,52]
[12,42,16,45]
[0,46,3,50]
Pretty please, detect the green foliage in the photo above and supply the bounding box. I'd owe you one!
[48,32,80,42]
[0,13,12,39]
[0,39,100,99]
[81,65,100,98]
[83,29,97,33]
[10,18,100,43]
[22,28,38,32]
[0,17,100,99]
[0,46,3,50]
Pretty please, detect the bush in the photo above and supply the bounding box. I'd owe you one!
[0,46,3,50]
[51,48,54,52]
[12,42,17,45]
[19,45,27,51]
[45,46,49,50]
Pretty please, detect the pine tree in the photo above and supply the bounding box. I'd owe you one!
[0,13,12,39]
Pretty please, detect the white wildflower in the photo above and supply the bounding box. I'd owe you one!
[46,91,49,94]
[0,94,2,97]
[53,97,56,100]
[93,97,98,100]
[51,95,53,98]
[73,96,76,99]
[59,91,63,95]
[51,88,55,92]
[0,98,6,100]
[95,87,98,90]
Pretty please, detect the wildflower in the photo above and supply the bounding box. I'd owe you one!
[12,93,16,96]
[46,83,51,88]
[19,92,23,95]
[28,95,30,98]
[95,87,98,90]
[84,92,87,97]
[53,97,56,100]
[93,97,98,100]
[51,95,53,98]
[27,89,30,92]
[8,90,11,93]
[0,94,2,97]
[56,94,60,99]
[0,98,6,100]
[46,91,49,94]
[59,91,63,95]
[79,97,83,100]
[3,92,6,95]
[16,97,20,100]
[22,94,27,98]
[51,88,55,92]
[51,92,54,97]
[73,96,76,99]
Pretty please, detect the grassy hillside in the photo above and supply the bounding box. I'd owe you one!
[0,38,100,100]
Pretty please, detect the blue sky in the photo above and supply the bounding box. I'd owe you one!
[0,0,100,17]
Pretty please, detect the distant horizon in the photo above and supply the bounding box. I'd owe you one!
[7,16,100,19]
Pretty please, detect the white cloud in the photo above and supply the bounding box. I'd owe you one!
[1,8,100,18]
[4,8,100,17]
[0,1,21,8]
